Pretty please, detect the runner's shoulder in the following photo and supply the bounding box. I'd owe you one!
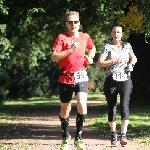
[80,32,90,39]
[56,32,69,40]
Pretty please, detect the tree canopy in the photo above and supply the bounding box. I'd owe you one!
[0,0,150,104]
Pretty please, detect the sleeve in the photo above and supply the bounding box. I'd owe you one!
[100,43,110,57]
[127,43,133,55]
[87,37,94,49]
[86,34,95,49]
[52,34,64,52]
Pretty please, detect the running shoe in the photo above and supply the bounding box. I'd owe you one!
[120,133,127,146]
[111,133,117,145]
[74,136,86,150]
[60,135,71,150]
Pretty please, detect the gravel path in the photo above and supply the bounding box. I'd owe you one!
[0,101,149,150]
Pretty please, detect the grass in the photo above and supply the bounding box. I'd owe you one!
[1,93,104,108]
[0,96,60,120]
[87,101,150,146]
[0,93,150,147]
[87,92,106,100]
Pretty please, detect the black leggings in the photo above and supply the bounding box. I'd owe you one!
[104,75,133,122]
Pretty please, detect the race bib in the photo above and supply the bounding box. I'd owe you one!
[112,72,128,81]
[74,70,88,83]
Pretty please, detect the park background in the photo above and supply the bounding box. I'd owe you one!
[0,0,150,105]
[0,1,150,149]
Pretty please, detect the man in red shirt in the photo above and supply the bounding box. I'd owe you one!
[51,11,96,150]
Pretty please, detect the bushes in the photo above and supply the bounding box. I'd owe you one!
[87,65,106,93]
[7,58,59,99]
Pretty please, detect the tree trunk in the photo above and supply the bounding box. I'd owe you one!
[128,33,150,105]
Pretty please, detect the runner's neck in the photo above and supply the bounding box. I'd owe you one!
[68,32,80,38]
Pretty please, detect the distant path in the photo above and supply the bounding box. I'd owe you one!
[0,101,149,150]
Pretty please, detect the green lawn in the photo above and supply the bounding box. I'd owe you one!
[87,101,150,146]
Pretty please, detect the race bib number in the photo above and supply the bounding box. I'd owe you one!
[74,70,88,83]
[112,72,128,81]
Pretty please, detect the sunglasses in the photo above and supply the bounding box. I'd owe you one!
[67,21,79,25]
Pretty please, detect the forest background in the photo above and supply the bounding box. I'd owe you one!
[0,0,150,105]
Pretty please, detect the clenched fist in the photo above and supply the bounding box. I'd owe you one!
[112,57,125,64]
[71,42,81,50]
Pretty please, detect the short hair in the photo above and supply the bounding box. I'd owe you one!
[112,24,125,32]
[65,11,79,20]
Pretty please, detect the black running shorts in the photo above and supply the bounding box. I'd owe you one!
[59,81,88,103]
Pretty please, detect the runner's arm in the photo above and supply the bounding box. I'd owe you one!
[88,45,96,58]
[129,53,137,66]
[126,53,137,71]
[96,54,125,68]
[51,49,74,62]
[96,54,113,68]
[84,45,96,64]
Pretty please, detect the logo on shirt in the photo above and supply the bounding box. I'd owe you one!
[67,40,74,45]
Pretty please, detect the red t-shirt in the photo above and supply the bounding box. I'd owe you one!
[53,32,94,84]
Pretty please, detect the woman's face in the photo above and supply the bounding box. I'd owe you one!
[111,26,124,41]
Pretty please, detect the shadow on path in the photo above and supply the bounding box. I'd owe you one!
[0,104,108,141]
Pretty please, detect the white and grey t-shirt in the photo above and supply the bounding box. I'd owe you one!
[100,41,133,77]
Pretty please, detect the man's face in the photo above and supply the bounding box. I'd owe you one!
[111,27,124,41]
[66,14,80,33]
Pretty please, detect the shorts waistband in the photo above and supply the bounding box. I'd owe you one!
[61,73,74,76]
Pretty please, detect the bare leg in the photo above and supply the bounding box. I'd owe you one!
[74,92,87,149]
[76,92,87,114]
[75,92,87,138]
[121,119,129,133]
[109,121,116,132]
[60,102,71,118]
[59,102,71,139]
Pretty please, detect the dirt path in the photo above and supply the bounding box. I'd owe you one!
[0,101,150,150]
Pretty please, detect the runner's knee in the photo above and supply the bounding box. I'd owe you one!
[76,92,87,114]
[77,104,87,114]
[77,100,87,114]
[60,103,71,118]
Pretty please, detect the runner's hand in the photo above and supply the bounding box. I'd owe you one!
[126,64,133,72]
[71,42,80,50]
[84,55,93,64]
[112,57,125,64]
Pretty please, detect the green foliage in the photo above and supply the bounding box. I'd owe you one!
[139,1,150,42]
[0,0,149,101]
[0,24,13,66]
[0,0,8,15]
[87,65,106,93]
[0,5,12,102]
[8,58,59,99]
